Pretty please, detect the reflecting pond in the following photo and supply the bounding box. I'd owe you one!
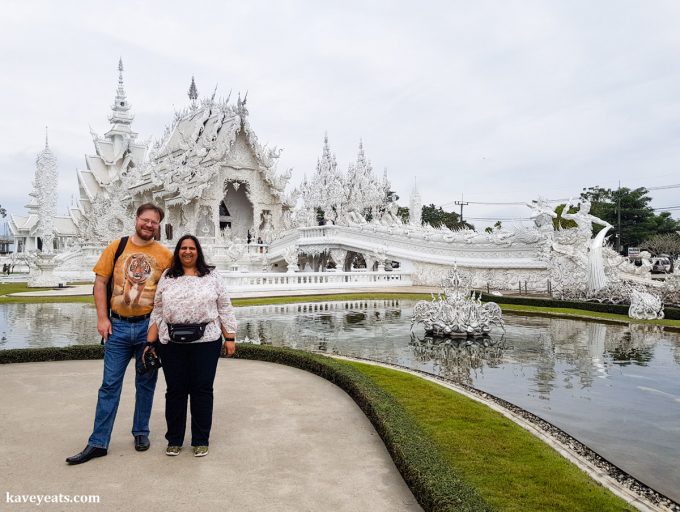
[2,299,679,501]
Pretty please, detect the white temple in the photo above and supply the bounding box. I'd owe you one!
[6,60,677,307]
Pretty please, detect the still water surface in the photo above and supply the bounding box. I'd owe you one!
[2,299,679,500]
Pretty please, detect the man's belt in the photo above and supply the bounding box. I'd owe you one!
[110,312,151,323]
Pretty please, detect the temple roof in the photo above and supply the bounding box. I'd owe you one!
[137,93,293,206]
[8,214,77,236]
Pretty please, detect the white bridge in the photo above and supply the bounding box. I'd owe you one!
[267,224,548,273]
[219,269,412,292]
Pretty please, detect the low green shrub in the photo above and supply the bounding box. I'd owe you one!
[0,344,103,364]
[479,293,680,320]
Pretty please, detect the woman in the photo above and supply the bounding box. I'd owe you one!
[145,234,237,457]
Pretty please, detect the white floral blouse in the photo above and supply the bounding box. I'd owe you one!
[150,270,237,344]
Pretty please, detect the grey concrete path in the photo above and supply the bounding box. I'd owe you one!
[0,359,422,512]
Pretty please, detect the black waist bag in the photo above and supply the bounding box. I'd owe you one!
[168,323,208,343]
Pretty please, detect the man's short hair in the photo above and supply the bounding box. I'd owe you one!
[136,203,165,222]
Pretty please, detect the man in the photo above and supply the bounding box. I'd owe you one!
[66,204,173,465]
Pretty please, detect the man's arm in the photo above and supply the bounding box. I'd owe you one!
[93,274,113,341]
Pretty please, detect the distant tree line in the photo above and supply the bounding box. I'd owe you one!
[398,204,474,230]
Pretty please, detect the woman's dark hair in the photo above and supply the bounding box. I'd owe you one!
[166,234,212,278]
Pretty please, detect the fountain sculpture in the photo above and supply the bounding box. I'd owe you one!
[411,267,504,337]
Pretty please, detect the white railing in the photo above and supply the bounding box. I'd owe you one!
[218,270,412,291]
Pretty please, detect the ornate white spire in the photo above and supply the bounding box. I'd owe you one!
[34,131,58,253]
[300,134,344,224]
[188,76,198,106]
[409,177,422,226]
[108,58,134,129]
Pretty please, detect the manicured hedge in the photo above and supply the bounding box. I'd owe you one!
[0,344,104,364]
[1,343,491,512]
[479,293,680,320]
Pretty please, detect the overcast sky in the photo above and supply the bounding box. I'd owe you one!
[2,0,680,231]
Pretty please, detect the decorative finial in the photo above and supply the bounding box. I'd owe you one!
[45,126,49,148]
[210,83,218,103]
[188,76,198,101]
[118,58,123,73]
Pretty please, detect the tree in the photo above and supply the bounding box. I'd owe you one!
[0,204,6,218]
[553,204,577,230]
[485,221,502,234]
[579,186,680,249]
[421,204,473,230]
[642,233,680,258]
[397,206,409,224]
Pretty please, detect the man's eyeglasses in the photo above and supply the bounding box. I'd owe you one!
[138,218,160,227]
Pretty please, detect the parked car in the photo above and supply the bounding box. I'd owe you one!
[651,256,672,274]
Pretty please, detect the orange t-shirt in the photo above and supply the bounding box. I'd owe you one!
[93,238,173,317]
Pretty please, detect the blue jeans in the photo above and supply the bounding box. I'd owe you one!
[88,318,157,449]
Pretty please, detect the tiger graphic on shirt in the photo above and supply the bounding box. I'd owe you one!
[122,253,153,306]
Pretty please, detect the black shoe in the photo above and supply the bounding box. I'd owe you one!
[134,435,150,451]
[66,445,107,465]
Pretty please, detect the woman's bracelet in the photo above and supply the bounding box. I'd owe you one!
[145,340,157,348]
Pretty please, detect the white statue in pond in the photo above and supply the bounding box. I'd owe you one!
[562,199,612,293]
[628,289,664,320]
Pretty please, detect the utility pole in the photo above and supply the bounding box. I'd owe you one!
[617,181,622,254]
[454,194,469,225]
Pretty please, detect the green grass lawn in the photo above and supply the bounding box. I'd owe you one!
[500,303,680,329]
[348,361,633,511]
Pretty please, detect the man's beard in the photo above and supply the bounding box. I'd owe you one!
[136,225,155,241]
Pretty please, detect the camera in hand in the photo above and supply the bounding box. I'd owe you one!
[137,349,162,375]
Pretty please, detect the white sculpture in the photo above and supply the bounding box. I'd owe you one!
[411,267,504,337]
[628,289,664,320]
[525,197,557,231]
[561,199,612,293]
[282,245,300,273]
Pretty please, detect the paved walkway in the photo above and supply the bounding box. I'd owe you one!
[0,359,422,512]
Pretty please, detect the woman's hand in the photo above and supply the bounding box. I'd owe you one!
[224,340,236,357]
[143,341,157,359]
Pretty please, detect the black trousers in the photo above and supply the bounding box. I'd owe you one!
[158,339,222,447]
